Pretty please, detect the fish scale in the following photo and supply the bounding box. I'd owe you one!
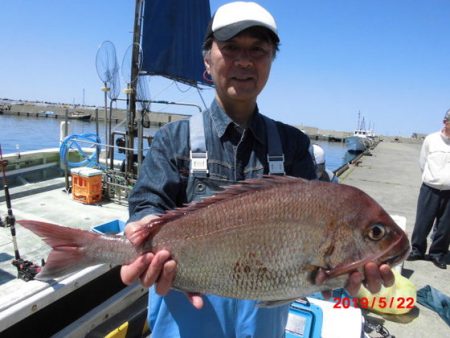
[18,175,410,303]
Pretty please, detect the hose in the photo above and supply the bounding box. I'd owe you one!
[60,133,102,169]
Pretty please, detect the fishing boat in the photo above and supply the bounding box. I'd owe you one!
[67,110,92,121]
[345,129,370,153]
[0,0,211,336]
[345,113,374,153]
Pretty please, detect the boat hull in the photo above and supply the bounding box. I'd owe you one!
[345,136,367,153]
[68,113,91,121]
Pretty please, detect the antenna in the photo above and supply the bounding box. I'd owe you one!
[357,110,361,130]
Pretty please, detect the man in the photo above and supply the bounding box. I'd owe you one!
[311,144,339,183]
[408,109,450,269]
[121,2,394,337]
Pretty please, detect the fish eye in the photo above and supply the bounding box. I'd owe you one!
[368,223,386,241]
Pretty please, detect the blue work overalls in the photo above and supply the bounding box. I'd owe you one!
[149,113,289,338]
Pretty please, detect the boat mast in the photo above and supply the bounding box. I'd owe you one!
[126,0,144,174]
[357,110,361,130]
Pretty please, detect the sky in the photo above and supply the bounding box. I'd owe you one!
[1,0,450,137]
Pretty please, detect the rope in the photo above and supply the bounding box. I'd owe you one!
[60,133,102,169]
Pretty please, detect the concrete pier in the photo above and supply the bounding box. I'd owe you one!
[340,141,449,338]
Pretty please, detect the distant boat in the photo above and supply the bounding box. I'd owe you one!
[345,113,374,153]
[345,130,370,153]
[68,111,91,121]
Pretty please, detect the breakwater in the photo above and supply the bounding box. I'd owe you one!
[1,100,423,144]
[0,101,188,126]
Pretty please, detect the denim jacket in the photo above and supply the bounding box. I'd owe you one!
[128,99,316,222]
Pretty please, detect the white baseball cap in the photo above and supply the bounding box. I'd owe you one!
[206,1,279,42]
[312,144,325,165]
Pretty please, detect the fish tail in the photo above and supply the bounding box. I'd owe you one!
[18,220,119,280]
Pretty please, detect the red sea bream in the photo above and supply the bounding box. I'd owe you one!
[19,175,410,303]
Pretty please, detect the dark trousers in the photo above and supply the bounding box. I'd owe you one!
[411,183,450,258]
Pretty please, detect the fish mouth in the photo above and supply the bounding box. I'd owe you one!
[382,244,410,266]
[324,233,410,279]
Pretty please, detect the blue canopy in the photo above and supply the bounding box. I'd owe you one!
[141,0,211,86]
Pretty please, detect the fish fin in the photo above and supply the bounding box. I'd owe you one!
[257,297,299,308]
[127,217,165,246]
[35,246,97,280]
[18,220,111,279]
[154,176,310,225]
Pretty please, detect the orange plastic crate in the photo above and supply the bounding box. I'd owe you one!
[71,168,103,204]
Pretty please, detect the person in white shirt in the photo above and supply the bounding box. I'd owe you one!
[407,109,450,269]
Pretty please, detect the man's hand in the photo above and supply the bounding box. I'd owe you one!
[119,215,204,309]
[346,263,394,296]
[317,262,395,298]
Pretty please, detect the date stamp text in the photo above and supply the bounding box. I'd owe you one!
[332,297,415,310]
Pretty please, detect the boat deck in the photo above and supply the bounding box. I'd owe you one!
[0,177,128,332]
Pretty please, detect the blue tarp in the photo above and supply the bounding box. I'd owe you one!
[141,0,211,86]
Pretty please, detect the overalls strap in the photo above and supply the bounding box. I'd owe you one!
[189,113,208,177]
[262,116,285,175]
[189,113,286,177]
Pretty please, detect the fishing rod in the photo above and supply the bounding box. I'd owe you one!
[0,144,41,281]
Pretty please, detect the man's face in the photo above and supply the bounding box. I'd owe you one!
[204,33,274,106]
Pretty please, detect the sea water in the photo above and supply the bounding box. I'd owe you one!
[0,114,354,170]
[0,114,157,162]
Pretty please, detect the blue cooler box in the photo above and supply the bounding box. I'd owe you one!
[91,219,126,235]
[285,298,323,338]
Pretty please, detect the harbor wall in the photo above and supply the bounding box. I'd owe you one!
[297,125,423,144]
[1,100,424,143]
[0,101,189,126]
